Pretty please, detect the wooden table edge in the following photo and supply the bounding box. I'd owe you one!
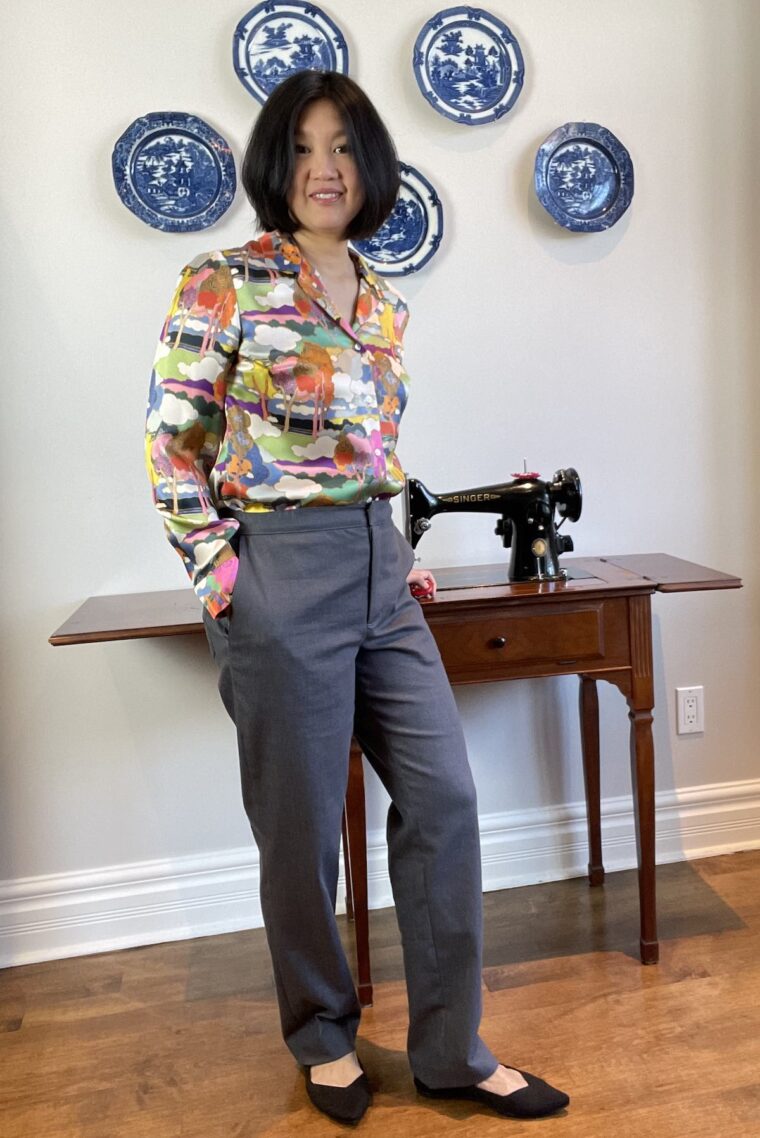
[49,625,203,647]
[48,553,742,647]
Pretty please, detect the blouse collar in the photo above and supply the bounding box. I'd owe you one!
[245,229,384,335]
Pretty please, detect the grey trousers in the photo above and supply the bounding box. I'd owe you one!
[202,498,498,1087]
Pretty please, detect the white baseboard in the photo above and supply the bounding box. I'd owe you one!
[2,779,759,968]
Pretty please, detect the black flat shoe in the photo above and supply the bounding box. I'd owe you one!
[305,1065,372,1124]
[414,1067,569,1119]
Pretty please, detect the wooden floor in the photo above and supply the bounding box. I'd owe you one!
[2,850,760,1137]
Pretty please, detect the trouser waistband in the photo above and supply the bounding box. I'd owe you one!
[221,498,392,535]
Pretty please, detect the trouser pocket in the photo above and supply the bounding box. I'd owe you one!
[394,525,416,576]
[201,604,236,721]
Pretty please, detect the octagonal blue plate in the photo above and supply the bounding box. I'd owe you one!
[233,1,349,104]
[534,122,634,232]
[352,163,443,276]
[413,6,524,125]
[112,112,236,232]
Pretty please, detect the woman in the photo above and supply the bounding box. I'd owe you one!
[146,71,569,1125]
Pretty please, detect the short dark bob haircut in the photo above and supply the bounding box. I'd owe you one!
[241,71,400,241]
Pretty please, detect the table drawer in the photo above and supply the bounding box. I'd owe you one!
[431,602,610,678]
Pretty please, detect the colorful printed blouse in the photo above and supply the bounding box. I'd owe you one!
[145,230,410,617]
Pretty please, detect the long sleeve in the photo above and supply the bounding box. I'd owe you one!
[376,289,411,486]
[145,251,242,617]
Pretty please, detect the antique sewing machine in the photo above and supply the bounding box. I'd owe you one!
[404,466,582,583]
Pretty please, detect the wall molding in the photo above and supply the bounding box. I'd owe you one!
[2,778,759,968]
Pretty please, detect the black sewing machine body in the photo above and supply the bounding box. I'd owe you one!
[404,468,582,583]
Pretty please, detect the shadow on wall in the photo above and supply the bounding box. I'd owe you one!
[705,2,760,593]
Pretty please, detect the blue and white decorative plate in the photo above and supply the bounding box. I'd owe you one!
[233,1,349,104]
[352,163,443,276]
[413,6,524,125]
[112,112,236,232]
[534,122,634,233]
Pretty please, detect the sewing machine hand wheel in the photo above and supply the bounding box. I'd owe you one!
[553,467,582,523]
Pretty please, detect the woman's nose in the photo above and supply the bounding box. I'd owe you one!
[310,148,339,178]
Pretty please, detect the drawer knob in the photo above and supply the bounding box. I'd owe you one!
[489,636,508,649]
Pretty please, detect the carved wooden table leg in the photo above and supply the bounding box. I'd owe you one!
[344,741,372,1005]
[627,595,659,964]
[579,676,605,886]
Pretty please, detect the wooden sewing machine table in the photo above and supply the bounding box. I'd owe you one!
[50,553,741,1005]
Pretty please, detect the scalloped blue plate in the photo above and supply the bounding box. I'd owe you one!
[534,122,634,232]
[112,112,236,232]
[352,163,444,276]
[233,1,349,104]
[413,6,524,125]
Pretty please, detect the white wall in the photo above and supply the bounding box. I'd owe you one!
[1,0,758,963]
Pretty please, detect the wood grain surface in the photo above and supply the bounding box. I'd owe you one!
[2,850,759,1137]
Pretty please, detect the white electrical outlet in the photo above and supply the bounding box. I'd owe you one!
[676,686,704,734]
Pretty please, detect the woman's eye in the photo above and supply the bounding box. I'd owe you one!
[335,144,351,154]
[295,144,309,155]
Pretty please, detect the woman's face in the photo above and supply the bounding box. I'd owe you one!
[287,98,365,241]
